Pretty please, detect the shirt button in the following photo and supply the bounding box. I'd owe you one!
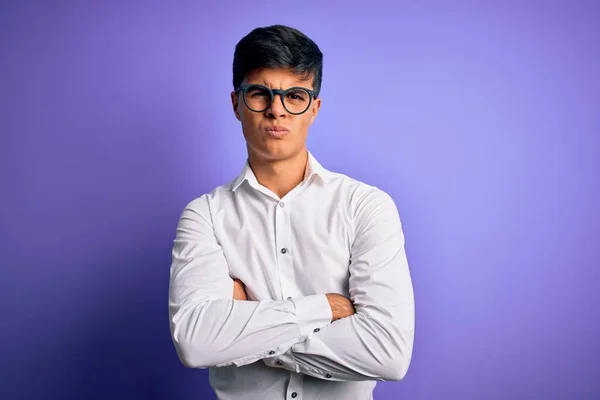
[325,373,332,378]
[268,350,275,355]
[314,328,320,333]
[279,202,285,208]
[276,360,283,365]
[280,248,287,254]
[291,393,297,398]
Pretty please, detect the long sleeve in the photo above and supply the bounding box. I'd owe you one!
[264,188,415,381]
[169,196,332,369]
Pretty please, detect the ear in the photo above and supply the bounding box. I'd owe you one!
[309,97,321,125]
[231,91,241,121]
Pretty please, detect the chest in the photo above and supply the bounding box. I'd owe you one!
[212,190,354,300]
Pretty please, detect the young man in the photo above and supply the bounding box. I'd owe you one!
[169,25,415,400]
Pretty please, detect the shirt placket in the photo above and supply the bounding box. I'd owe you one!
[286,372,304,399]
[275,197,306,398]
[275,199,295,299]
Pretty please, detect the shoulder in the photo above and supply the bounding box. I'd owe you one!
[179,182,234,222]
[328,173,398,216]
[329,174,401,235]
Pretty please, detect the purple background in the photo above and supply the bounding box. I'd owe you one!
[2,1,599,399]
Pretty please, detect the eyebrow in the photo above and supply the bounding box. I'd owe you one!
[261,81,291,89]
[248,82,313,91]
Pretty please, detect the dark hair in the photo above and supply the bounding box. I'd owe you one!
[232,25,323,97]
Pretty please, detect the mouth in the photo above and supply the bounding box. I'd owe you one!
[264,126,289,138]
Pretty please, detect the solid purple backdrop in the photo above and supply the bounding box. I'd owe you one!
[1,1,599,399]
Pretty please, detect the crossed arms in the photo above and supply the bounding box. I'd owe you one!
[168,188,415,381]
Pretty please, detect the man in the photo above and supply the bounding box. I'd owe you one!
[169,25,415,400]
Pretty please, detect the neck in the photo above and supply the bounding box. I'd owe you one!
[247,148,308,199]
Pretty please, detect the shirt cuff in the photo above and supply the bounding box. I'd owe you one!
[291,294,332,339]
[263,347,297,371]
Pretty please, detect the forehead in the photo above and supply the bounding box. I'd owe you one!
[244,67,313,89]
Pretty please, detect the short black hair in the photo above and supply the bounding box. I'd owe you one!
[232,25,323,97]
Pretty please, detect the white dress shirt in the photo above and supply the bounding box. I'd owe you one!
[169,151,415,400]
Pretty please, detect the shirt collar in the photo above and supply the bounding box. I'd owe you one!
[231,151,332,192]
[303,151,332,184]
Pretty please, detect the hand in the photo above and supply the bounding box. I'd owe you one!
[232,279,248,300]
[325,293,356,321]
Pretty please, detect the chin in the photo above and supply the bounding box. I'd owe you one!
[252,143,301,161]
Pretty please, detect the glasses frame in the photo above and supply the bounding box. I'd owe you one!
[234,84,317,115]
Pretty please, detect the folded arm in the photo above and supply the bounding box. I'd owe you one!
[169,196,332,369]
[263,188,415,381]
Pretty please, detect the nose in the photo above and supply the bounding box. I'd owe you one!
[266,93,287,118]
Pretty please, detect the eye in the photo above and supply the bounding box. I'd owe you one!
[286,89,308,101]
[246,86,270,97]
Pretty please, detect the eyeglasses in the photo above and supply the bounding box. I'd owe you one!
[235,84,316,115]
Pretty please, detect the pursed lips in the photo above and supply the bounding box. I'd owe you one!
[264,126,289,138]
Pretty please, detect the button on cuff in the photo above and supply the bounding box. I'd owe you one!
[291,294,332,338]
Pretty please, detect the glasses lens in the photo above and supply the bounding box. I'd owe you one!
[283,88,311,114]
[244,85,271,112]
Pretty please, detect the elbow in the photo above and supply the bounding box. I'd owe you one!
[170,311,220,369]
[172,332,219,369]
[174,339,205,369]
[375,348,411,381]
[378,330,414,381]
[355,312,414,381]
[380,355,410,381]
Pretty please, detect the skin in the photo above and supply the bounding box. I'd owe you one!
[230,67,320,199]
[230,67,355,322]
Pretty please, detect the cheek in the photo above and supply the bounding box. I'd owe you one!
[239,112,263,137]
[296,116,312,134]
